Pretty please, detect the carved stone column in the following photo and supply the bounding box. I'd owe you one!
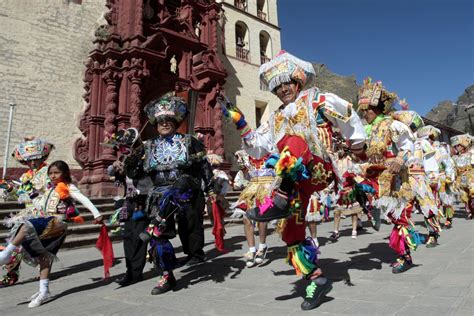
[127,58,149,129]
[102,59,121,160]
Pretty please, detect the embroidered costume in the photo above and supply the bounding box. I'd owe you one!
[393,112,442,247]
[450,134,474,219]
[358,79,423,273]
[221,51,366,310]
[105,127,154,286]
[8,182,101,266]
[417,125,456,228]
[1,138,54,287]
[127,94,215,294]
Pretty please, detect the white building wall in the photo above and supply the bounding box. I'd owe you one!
[218,0,282,168]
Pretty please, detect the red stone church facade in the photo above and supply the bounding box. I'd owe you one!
[73,0,228,196]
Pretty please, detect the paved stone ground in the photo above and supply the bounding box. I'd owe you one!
[1,207,473,316]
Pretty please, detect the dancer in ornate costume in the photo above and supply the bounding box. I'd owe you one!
[230,149,274,267]
[221,51,366,310]
[417,125,456,228]
[450,134,474,219]
[392,111,442,248]
[126,93,215,295]
[358,79,423,274]
[329,153,374,241]
[1,137,54,287]
[0,160,104,308]
[106,128,154,286]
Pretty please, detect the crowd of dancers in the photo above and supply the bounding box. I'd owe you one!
[0,51,472,311]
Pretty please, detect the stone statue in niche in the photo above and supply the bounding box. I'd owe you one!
[170,55,177,74]
[195,22,201,38]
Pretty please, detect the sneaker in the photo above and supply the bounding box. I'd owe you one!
[255,247,268,265]
[426,236,438,248]
[151,274,176,295]
[28,291,51,308]
[329,232,340,242]
[351,230,357,239]
[392,258,413,274]
[300,280,333,311]
[244,251,256,268]
[30,291,40,301]
[444,220,452,229]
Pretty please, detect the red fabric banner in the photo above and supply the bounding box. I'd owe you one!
[96,225,114,278]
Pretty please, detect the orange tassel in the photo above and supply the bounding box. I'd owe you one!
[55,182,70,200]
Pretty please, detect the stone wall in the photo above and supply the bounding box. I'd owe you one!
[0,0,105,173]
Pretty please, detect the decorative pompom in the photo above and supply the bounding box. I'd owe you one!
[72,216,85,224]
[55,182,70,200]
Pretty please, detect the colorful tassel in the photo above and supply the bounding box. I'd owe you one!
[221,103,252,138]
[286,238,319,276]
[271,147,309,181]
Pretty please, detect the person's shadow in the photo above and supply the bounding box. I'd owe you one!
[12,258,122,286]
[270,241,403,307]
[172,235,248,291]
[173,255,246,291]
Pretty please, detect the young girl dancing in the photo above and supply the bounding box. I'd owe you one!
[0,160,103,308]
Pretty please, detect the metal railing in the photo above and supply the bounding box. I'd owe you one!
[236,47,250,62]
[260,55,270,64]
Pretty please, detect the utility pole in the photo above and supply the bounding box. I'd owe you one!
[2,103,16,179]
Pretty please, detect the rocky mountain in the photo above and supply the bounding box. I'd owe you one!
[425,85,474,134]
[312,63,359,104]
[311,63,473,135]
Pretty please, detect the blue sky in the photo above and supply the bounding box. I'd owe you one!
[277,0,473,114]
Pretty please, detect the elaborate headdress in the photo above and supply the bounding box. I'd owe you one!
[144,93,188,125]
[358,78,398,114]
[450,134,473,148]
[417,125,441,140]
[11,137,55,164]
[259,50,316,93]
[392,110,424,132]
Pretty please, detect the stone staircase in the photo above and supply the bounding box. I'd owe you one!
[0,191,241,249]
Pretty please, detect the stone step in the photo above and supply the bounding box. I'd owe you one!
[0,193,243,249]
[0,197,115,210]
[0,206,117,224]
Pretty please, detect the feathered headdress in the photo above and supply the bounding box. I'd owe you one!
[144,93,188,125]
[399,98,410,110]
[11,137,55,164]
[417,125,441,140]
[358,78,398,114]
[259,50,316,93]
